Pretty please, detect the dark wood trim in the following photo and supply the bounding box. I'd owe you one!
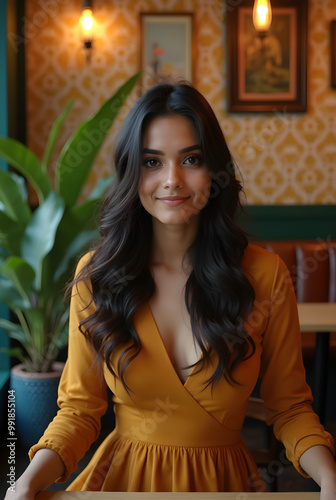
[7,0,26,143]
[331,21,336,88]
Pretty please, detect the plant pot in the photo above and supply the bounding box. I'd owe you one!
[10,362,64,450]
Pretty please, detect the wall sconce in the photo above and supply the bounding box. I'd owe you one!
[80,0,94,63]
[253,0,272,37]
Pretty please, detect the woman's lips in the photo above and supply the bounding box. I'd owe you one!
[158,196,190,206]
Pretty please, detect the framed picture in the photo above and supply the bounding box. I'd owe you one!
[227,0,308,112]
[332,21,336,88]
[140,13,194,89]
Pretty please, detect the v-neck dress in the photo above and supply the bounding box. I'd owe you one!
[29,244,334,492]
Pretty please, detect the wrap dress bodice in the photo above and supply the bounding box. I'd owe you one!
[29,244,334,492]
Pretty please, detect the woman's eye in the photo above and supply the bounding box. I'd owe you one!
[143,158,161,168]
[184,154,203,166]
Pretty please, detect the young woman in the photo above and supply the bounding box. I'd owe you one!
[8,83,336,498]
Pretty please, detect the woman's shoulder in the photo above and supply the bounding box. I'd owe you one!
[71,251,96,303]
[243,242,279,269]
[75,250,95,276]
[242,242,289,291]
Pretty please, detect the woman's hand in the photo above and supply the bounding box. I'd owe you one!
[4,481,39,500]
[3,448,65,500]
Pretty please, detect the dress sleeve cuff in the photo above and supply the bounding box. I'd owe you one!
[290,434,335,477]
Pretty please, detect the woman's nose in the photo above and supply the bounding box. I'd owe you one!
[163,163,183,189]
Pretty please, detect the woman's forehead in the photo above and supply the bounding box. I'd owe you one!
[142,114,199,147]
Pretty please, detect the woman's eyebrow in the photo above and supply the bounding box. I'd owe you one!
[178,144,202,154]
[142,144,202,155]
[143,148,164,155]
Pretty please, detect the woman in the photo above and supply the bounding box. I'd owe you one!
[9,83,336,497]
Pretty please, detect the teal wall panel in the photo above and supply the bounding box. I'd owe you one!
[0,0,10,379]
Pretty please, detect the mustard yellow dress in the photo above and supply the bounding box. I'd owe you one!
[29,244,334,492]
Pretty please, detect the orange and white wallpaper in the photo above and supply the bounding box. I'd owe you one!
[25,0,336,204]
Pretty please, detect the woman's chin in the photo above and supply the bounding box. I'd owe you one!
[153,211,200,227]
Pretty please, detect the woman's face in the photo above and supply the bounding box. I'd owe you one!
[139,114,211,226]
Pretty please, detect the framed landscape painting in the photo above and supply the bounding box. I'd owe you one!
[140,13,193,89]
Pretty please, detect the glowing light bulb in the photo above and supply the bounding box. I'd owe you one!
[253,0,272,33]
[81,8,93,36]
[80,3,94,63]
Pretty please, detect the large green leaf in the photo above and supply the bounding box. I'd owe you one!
[0,318,29,346]
[56,72,140,207]
[24,308,45,354]
[41,100,75,174]
[52,327,69,350]
[69,197,100,228]
[46,325,69,358]
[0,247,9,261]
[0,277,31,309]
[0,257,35,302]
[87,175,114,200]
[0,347,26,364]
[0,317,24,333]
[0,137,52,203]
[0,173,31,254]
[0,169,31,224]
[10,172,29,202]
[0,226,25,256]
[21,191,65,288]
[53,229,98,283]
[43,197,100,288]
[0,209,15,234]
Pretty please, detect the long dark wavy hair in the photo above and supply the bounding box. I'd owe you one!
[72,82,256,391]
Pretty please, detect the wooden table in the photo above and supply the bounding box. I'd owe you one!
[298,302,336,424]
[37,492,320,500]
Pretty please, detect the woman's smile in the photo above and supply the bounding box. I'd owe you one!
[157,196,191,206]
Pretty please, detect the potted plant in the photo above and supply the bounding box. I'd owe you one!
[0,73,140,448]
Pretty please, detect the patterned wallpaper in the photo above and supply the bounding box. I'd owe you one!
[25,0,336,204]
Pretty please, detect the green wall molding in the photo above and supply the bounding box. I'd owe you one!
[241,205,336,241]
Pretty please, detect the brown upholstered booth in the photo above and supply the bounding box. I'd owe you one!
[254,240,336,303]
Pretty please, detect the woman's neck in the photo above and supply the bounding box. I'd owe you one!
[150,217,199,272]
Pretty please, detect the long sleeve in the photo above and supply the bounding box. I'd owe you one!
[258,254,334,476]
[29,255,108,482]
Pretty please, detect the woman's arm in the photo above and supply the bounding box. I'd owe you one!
[299,445,336,499]
[256,255,334,476]
[5,449,65,500]
[28,255,108,483]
